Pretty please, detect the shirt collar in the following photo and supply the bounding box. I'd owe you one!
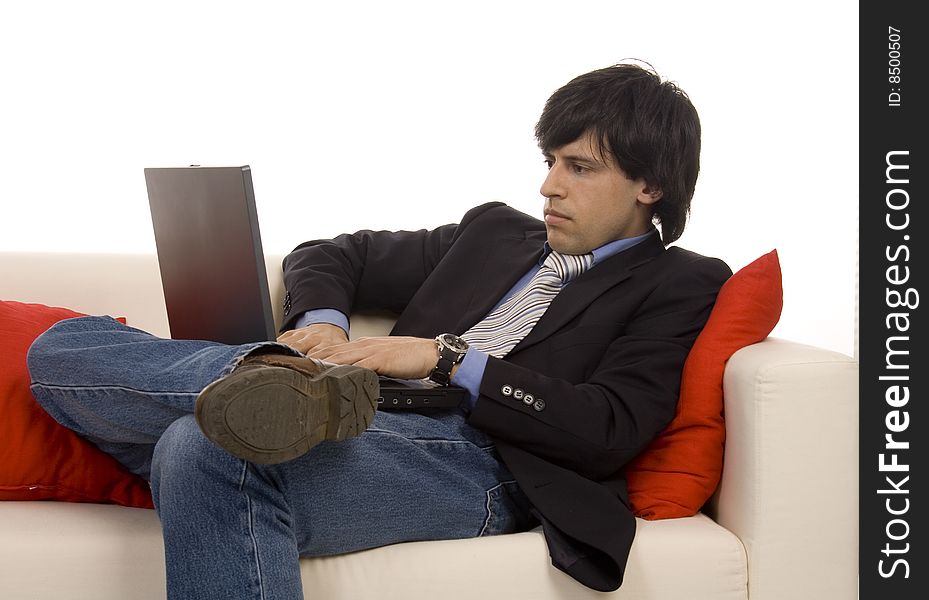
[541,228,657,267]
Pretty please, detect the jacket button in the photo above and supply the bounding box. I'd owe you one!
[533,398,546,412]
[283,291,292,316]
[513,389,524,400]
[523,394,534,405]
[501,385,513,397]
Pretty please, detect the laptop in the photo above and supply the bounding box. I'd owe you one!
[144,165,466,410]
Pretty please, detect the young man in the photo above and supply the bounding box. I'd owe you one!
[28,63,731,598]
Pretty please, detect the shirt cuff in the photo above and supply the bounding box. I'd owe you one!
[451,347,488,411]
[293,309,350,336]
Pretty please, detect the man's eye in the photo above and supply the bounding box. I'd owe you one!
[571,164,588,174]
[543,159,554,169]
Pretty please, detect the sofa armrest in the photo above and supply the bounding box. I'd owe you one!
[706,338,858,600]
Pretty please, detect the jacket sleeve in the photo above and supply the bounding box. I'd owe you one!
[279,202,506,332]
[466,255,732,481]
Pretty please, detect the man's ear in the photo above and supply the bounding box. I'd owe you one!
[638,184,663,205]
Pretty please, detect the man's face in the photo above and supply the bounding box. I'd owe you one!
[540,131,659,255]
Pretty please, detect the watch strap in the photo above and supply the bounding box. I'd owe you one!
[428,335,467,386]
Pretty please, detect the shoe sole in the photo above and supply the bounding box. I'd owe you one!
[195,364,379,464]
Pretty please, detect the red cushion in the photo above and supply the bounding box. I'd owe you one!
[625,250,783,519]
[0,301,153,508]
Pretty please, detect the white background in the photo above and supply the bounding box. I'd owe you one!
[0,0,858,357]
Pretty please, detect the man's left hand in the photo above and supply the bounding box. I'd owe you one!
[308,336,437,380]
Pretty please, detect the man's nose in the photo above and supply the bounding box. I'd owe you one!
[539,163,564,199]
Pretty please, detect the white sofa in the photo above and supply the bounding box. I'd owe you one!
[0,251,859,600]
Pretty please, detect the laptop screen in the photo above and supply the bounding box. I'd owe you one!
[144,165,277,345]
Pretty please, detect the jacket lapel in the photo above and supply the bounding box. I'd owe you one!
[454,230,546,334]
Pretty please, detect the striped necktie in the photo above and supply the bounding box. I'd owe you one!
[461,250,594,358]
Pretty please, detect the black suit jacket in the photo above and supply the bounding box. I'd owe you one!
[281,202,731,591]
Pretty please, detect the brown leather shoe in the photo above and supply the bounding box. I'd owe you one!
[195,353,379,464]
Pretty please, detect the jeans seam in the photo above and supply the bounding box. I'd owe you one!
[239,462,267,600]
[480,480,516,537]
[365,427,494,449]
[29,382,202,396]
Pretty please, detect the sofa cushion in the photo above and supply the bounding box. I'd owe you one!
[625,250,783,519]
[0,300,153,508]
[0,501,747,600]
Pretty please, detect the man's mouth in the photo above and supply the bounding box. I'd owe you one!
[544,209,570,225]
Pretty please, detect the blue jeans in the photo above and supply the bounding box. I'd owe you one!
[27,316,532,600]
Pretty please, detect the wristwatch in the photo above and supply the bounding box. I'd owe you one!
[428,333,469,386]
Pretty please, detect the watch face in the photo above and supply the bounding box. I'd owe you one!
[440,333,469,353]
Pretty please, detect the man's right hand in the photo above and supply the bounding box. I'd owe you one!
[277,323,349,355]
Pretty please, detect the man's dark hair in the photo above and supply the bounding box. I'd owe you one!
[535,62,701,245]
